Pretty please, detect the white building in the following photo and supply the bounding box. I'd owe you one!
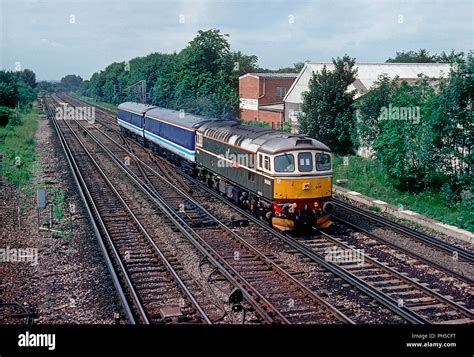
[284,62,452,123]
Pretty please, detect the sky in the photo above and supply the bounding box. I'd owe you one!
[1,0,473,80]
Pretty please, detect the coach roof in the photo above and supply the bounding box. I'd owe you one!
[145,107,220,129]
[118,102,156,115]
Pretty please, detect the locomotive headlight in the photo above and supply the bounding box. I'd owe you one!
[303,183,310,190]
[323,201,334,214]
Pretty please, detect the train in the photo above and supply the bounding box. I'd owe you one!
[117,102,334,231]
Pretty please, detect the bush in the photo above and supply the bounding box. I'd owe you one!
[0,106,11,126]
[241,119,269,128]
[7,111,21,127]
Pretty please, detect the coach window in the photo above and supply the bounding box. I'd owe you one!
[274,153,295,172]
[298,152,313,172]
[316,153,331,171]
[264,156,271,171]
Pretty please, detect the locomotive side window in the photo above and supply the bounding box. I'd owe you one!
[258,154,263,169]
[248,154,255,168]
[274,154,295,172]
[196,132,203,146]
[264,156,271,171]
[316,153,331,171]
[298,152,313,172]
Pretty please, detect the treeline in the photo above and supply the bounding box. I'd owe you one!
[77,29,301,119]
[38,74,83,93]
[300,51,472,206]
[386,49,466,63]
[0,69,38,126]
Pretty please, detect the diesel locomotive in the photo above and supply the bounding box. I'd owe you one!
[117,102,334,231]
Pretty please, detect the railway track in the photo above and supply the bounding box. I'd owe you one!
[184,176,473,324]
[45,95,212,324]
[56,96,411,323]
[332,198,474,262]
[56,93,473,324]
[301,230,473,324]
[48,94,353,324]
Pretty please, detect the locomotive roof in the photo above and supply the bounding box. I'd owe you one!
[198,121,331,154]
[145,107,219,129]
[118,102,156,115]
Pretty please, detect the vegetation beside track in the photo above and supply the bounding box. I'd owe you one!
[0,106,39,190]
[69,92,118,113]
[333,155,473,233]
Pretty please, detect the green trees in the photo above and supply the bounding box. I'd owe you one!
[0,69,38,126]
[353,75,395,148]
[79,29,247,119]
[355,54,473,205]
[386,49,465,64]
[60,74,83,91]
[299,55,357,154]
[0,69,38,121]
[0,71,19,108]
[372,79,436,189]
[426,55,473,203]
[172,29,239,118]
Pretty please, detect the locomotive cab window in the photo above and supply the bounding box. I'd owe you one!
[274,153,295,172]
[298,152,313,172]
[316,152,331,171]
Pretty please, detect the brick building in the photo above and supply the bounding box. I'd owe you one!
[239,73,297,128]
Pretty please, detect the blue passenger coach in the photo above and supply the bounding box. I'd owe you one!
[117,102,215,164]
[117,102,155,139]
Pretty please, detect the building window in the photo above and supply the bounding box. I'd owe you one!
[276,87,286,98]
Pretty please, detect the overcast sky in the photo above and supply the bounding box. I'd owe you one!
[1,0,472,80]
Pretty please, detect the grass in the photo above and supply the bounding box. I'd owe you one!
[50,187,65,222]
[0,106,39,191]
[333,155,473,233]
[69,92,118,113]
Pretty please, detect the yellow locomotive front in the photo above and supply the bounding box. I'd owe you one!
[255,137,334,231]
[269,150,334,231]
